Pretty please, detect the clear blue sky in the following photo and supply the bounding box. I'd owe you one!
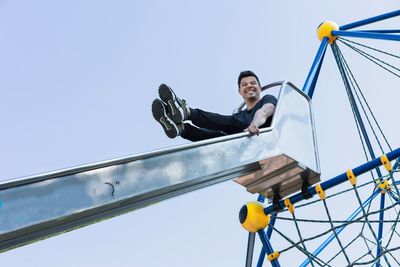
[0,1,399,266]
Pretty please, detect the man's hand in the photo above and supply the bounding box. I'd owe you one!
[244,122,260,136]
[244,103,275,136]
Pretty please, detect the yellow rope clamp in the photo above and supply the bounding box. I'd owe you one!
[315,184,326,200]
[346,169,357,186]
[380,154,393,172]
[284,198,295,214]
[267,251,280,262]
[377,180,391,194]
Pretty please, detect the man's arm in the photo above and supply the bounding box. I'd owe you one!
[244,103,275,135]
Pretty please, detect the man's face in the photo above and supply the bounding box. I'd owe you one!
[239,76,261,101]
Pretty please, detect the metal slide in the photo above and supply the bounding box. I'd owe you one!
[0,81,320,252]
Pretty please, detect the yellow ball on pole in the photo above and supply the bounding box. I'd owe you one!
[317,21,339,44]
[239,202,270,233]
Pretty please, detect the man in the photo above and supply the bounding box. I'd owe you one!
[151,70,277,141]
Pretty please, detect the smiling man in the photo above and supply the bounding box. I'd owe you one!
[151,70,277,141]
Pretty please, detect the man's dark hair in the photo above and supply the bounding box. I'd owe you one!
[237,70,260,88]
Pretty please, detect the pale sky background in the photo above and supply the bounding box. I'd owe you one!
[0,1,399,267]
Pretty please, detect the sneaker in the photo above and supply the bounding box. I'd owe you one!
[158,84,189,123]
[152,99,182,138]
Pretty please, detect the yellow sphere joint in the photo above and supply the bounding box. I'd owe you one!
[317,21,339,44]
[267,251,280,262]
[377,179,392,194]
[239,202,270,233]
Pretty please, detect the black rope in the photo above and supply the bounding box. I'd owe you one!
[338,38,400,79]
[336,42,393,153]
[360,233,377,247]
[332,43,377,182]
[275,218,400,224]
[351,185,391,265]
[356,183,380,236]
[261,38,400,266]
[292,212,316,267]
[325,233,360,266]
[351,243,373,265]
[321,199,351,265]
[388,251,400,266]
[387,170,400,202]
[339,37,400,60]
[350,235,375,265]
[276,202,389,254]
[336,46,388,155]
[267,224,332,266]
[351,246,400,265]
[383,192,400,250]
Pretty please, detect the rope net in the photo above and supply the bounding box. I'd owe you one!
[267,168,400,266]
[261,37,400,266]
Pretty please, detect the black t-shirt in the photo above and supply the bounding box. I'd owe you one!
[232,94,277,128]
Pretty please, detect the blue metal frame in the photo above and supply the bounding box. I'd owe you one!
[248,10,400,266]
[264,147,400,215]
[257,230,281,267]
[297,10,400,267]
[302,37,328,98]
[339,10,400,30]
[358,29,400,34]
[331,11,400,264]
[332,30,400,41]
[376,193,386,267]
[256,213,277,267]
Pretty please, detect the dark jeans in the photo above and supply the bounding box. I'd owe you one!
[180,108,248,142]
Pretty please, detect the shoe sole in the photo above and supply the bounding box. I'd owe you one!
[158,84,184,123]
[152,99,179,139]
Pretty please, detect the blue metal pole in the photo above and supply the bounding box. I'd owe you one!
[256,213,277,267]
[302,37,328,98]
[257,230,281,267]
[358,29,400,34]
[266,213,277,239]
[299,189,380,267]
[257,194,265,203]
[340,10,400,30]
[256,247,266,266]
[332,30,400,41]
[375,193,386,267]
[394,160,399,170]
[264,147,400,215]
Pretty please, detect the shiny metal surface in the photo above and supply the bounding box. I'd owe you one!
[0,81,320,251]
[234,82,320,198]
